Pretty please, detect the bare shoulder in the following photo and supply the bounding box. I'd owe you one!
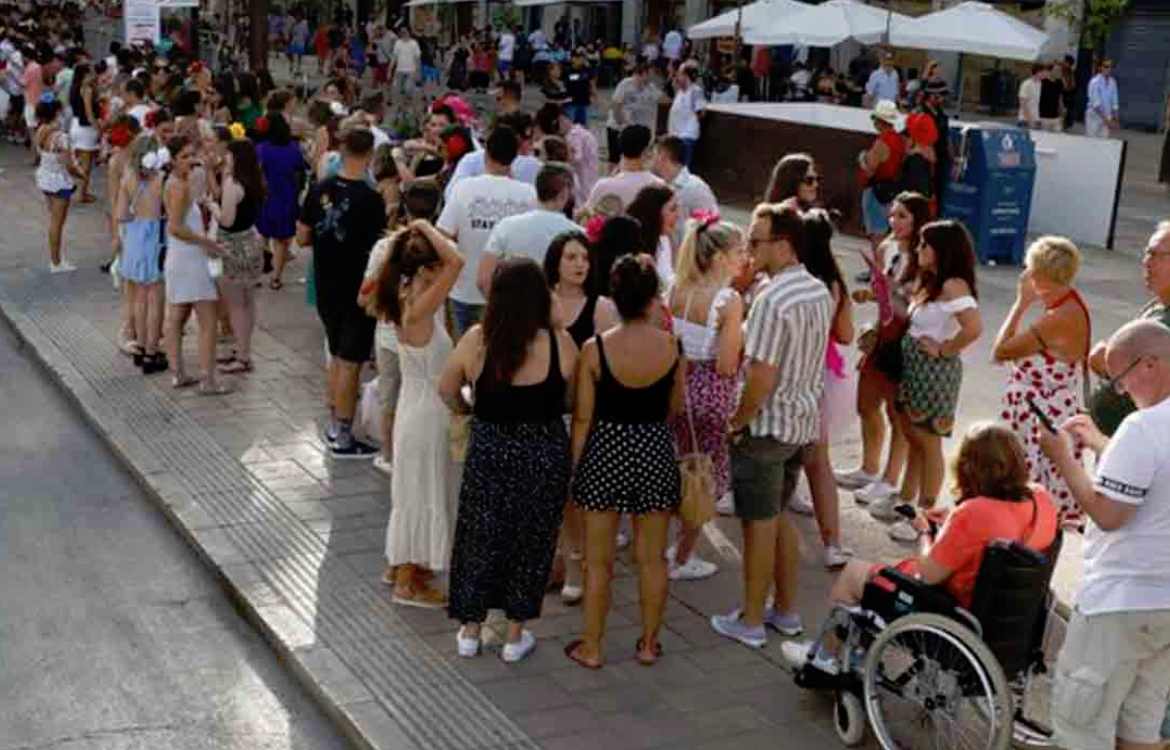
[939,277,974,301]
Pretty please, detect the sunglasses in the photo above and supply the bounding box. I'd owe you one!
[1106,355,1146,395]
[802,174,820,186]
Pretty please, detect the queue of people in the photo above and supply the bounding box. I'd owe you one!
[6,8,1170,742]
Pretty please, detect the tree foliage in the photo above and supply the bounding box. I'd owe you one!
[1046,0,1131,50]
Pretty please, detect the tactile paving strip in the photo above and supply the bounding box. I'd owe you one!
[2,279,538,750]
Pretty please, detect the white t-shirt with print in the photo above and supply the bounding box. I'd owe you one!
[438,174,536,305]
[1079,396,1170,615]
[498,32,515,62]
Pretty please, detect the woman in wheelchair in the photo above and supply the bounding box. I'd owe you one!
[783,422,1059,675]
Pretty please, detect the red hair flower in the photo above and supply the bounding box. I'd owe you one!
[584,214,607,244]
[254,116,270,135]
[443,133,471,163]
[187,60,204,76]
[143,109,159,129]
[108,122,133,148]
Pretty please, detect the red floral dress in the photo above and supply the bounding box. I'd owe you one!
[1002,353,1085,529]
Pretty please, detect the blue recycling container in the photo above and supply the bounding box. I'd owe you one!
[941,125,1037,266]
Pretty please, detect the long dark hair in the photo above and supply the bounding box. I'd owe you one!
[69,62,92,114]
[626,185,674,254]
[765,152,814,205]
[227,139,266,204]
[799,209,846,296]
[891,191,931,285]
[543,230,591,289]
[918,220,978,302]
[481,258,552,387]
[592,215,642,295]
[374,227,440,326]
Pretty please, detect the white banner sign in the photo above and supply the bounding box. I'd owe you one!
[124,0,161,45]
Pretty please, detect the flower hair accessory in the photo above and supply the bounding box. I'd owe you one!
[584,214,608,244]
[228,122,246,141]
[691,209,720,230]
[108,121,133,149]
[187,61,204,76]
[254,116,270,135]
[329,101,349,117]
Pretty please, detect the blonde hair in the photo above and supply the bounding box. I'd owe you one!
[674,219,742,287]
[1025,235,1081,287]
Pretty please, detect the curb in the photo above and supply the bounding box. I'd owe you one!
[0,291,538,750]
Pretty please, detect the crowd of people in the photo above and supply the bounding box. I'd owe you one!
[5,2,1170,745]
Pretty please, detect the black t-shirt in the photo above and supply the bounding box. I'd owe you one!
[1039,78,1062,119]
[565,68,592,106]
[299,176,387,297]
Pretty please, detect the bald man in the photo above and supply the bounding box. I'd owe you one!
[1089,221,1170,435]
[1040,319,1170,750]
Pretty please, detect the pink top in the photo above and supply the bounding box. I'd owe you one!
[566,123,599,206]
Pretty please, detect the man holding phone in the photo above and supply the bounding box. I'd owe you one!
[1040,319,1170,750]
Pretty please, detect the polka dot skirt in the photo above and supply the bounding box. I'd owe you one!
[572,420,681,515]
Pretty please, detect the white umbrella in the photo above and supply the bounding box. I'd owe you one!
[888,1,1048,61]
[686,0,809,41]
[743,0,910,47]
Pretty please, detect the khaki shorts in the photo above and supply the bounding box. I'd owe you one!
[729,436,806,521]
[374,345,401,414]
[1051,607,1170,750]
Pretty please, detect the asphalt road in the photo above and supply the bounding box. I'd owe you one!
[0,321,349,750]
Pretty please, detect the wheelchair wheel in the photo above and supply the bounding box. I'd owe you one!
[862,613,1012,750]
[834,691,867,746]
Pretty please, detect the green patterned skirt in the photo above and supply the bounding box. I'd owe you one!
[896,334,962,437]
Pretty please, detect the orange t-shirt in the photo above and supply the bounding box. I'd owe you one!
[901,486,1059,609]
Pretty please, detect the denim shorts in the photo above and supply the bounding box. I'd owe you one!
[730,436,807,521]
[861,187,891,236]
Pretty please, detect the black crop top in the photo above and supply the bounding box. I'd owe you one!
[221,191,258,233]
[566,294,598,350]
[594,335,679,424]
[474,329,566,423]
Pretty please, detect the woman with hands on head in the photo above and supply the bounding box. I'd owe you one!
[992,236,1090,528]
[163,135,230,395]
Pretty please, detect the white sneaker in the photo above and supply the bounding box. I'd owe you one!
[501,630,536,663]
[823,544,853,569]
[669,554,718,581]
[834,467,879,490]
[372,455,393,477]
[869,494,904,521]
[715,491,735,516]
[889,519,921,543]
[781,640,840,675]
[49,261,77,273]
[456,627,481,658]
[855,480,897,506]
[789,478,814,516]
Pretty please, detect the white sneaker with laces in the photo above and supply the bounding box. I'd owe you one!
[834,467,879,490]
[868,494,903,521]
[855,480,897,505]
[501,630,536,663]
[715,491,735,515]
[889,519,921,543]
[669,554,718,581]
[781,640,840,675]
[823,544,853,569]
[49,261,78,273]
[456,627,481,658]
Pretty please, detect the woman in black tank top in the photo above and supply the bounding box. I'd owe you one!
[439,258,577,664]
[566,254,686,670]
[213,140,268,373]
[544,230,619,349]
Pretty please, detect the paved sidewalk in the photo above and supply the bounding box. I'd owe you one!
[0,126,1165,748]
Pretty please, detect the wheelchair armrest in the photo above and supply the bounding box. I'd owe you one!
[861,567,962,623]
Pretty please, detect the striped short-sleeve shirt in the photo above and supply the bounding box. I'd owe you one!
[743,264,833,444]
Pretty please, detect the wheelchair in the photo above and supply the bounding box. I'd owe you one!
[793,533,1063,750]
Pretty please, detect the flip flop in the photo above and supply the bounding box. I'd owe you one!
[218,359,253,374]
[269,278,284,290]
[635,638,663,667]
[197,382,233,396]
[216,350,238,364]
[564,639,602,670]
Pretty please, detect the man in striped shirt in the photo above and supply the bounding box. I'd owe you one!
[711,204,833,649]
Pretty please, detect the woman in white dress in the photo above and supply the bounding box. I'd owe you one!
[370,219,464,608]
[67,62,100,203]
[32,97,82,273]
[163,135,229,395]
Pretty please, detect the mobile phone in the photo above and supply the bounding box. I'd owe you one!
[1026,396,1057,433]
